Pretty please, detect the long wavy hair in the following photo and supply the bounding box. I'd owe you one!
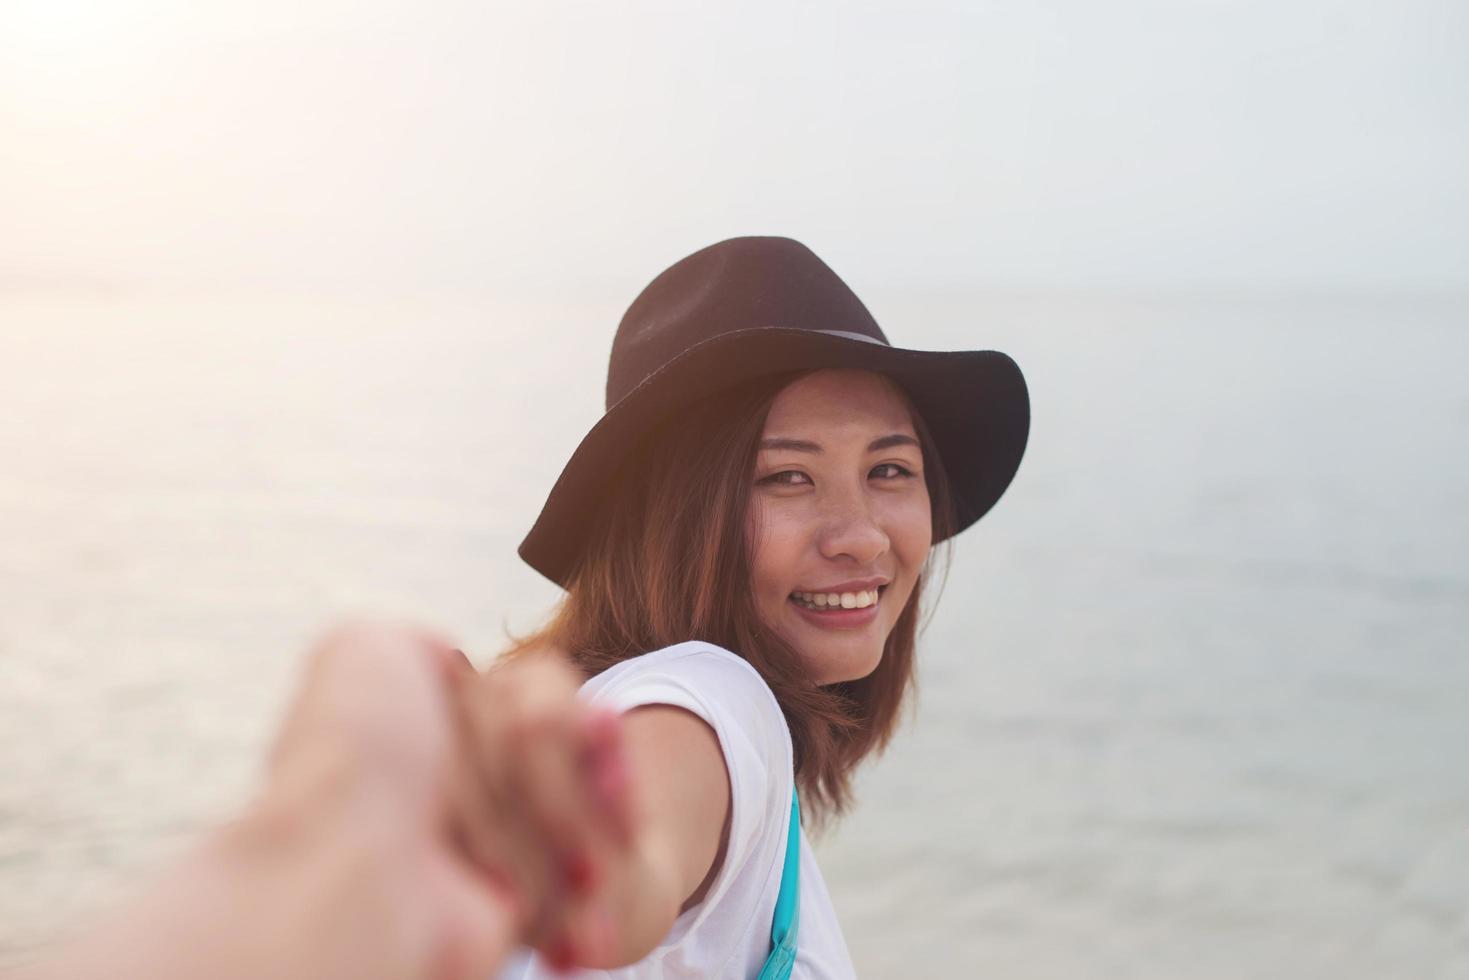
[502,370,956,830]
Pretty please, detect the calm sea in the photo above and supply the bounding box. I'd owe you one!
[2,288,1466,977]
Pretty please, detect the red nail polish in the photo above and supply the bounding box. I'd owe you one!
[564,851,598,893]
[546,937,578,973]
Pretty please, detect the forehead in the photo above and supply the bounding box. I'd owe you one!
[762,369,916,434]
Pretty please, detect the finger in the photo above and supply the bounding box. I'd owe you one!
[578,707,635,848]
[443,680,533,922]
[486,659,618,935]
[448,672,565,937]
[265,619,462,811]
[554,897,619,971]
[460,653,626,948]
[496,661,627,876]
[504,707,607,947]
[448,788,556,945]
[530,713,637,970]
[515,718,646,964]
[281,620,457,743]
[513,708,602,878]
[466,663,601,944]
[428,840,524,980]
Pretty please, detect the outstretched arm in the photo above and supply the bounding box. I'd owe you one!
[9,621,630,980]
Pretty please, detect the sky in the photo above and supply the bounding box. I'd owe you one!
[1,0,1465,293]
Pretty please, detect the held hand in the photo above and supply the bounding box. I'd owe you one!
[451,650,639,970]
[254,621,527,980]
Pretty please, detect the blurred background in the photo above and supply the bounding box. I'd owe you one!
[2,1,1466,976]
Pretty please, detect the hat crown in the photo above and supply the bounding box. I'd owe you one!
[606,236,888,409]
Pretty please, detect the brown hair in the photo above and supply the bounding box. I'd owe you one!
[502,371,955,831]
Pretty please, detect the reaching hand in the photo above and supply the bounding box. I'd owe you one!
[9,620,638,980]
[451,649,638,971]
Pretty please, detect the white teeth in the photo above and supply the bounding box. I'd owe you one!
[789,588,882,610]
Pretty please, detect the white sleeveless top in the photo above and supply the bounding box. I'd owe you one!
[493,641,857,980]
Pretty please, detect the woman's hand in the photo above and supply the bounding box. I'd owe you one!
[452,650,733,973]
[451,649,638,971]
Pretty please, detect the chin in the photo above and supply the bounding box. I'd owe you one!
[811,644,884,686]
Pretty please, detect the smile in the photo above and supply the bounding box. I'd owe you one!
[788,587,882,610]
[785,585,888,630]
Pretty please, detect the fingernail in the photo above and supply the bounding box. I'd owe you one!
[564,850,598,893]
[546,936,578,973]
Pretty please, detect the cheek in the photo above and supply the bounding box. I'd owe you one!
[887,493,933,573]
[748,499,799,600]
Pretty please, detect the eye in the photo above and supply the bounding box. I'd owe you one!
[870,463,916,480]
[757,469,813,487]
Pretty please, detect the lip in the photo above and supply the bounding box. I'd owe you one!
[789,576,890,594]
[786,580,888,632]
[788,598,880,630]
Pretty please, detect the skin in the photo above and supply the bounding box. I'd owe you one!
[460,697,731,970]
[462,672,729,969]
[750,368,934,685]
[10,621,634,980]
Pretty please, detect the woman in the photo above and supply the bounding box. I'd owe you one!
[482,236,1029,978]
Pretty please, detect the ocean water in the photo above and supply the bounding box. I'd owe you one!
[1,288,1466,977]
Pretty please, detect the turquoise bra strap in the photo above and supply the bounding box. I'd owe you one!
[756,788,801,980]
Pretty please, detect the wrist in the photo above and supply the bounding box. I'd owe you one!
[24,805,381,980]
[197,787,411,980]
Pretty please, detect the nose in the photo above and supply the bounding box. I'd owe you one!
[816,485,889,565]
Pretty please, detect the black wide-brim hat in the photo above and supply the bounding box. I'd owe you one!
[519,236,1030,587]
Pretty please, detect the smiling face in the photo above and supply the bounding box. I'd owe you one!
[748,369,934,686]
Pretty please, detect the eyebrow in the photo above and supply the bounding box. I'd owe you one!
[759,433,920,454]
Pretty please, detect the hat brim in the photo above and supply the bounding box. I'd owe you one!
[518,327,1030,587]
